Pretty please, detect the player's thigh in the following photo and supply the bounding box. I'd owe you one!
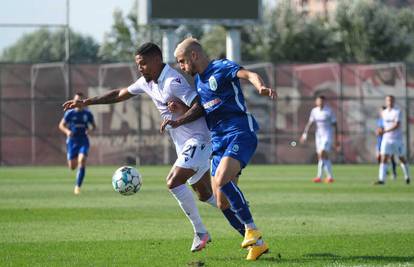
[214,132,257,186]
[175,139,211,186]
[214,157,243,187]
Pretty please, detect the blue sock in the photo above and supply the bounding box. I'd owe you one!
[220,181,253,224]
[76,167,85,187]
[222,208,245,236]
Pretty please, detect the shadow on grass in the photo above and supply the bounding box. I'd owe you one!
[268,253,414,265]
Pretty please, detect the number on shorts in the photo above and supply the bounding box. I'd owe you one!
[182,145,197,159]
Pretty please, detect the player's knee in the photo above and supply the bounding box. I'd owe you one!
[217,199,230,210]
[197,191,212,202]
[166,173,182,190]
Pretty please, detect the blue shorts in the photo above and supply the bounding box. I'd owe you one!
[66,137,89,160]
[210,131,257,177]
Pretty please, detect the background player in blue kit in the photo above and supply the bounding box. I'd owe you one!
[59,92,96,195]
[163,37,277,261]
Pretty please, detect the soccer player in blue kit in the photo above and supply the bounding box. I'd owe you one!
[59,92,96,195]
[163,37,277,260]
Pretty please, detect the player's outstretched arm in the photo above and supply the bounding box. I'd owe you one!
[160,96,204,133]
[236,69,277,100]
[62,88,134,111]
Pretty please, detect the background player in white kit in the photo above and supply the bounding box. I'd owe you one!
[375,95,411,185]
[300,95,338,183]
[63,43,216,252]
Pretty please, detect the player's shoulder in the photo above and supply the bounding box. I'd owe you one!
[163,65,188,87]
[64,109,75,117]
[212,58,239,69]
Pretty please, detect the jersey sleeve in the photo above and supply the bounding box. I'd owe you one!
[221,60,242,81]
[87,110,95,125]
[170,77,198,107]
[308,109,315,123]
[63,110,71,123]
[127,78,145,95]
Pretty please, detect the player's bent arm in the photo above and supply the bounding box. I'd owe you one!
[384,121,400,133]
[175,97,204,126]
[236,69,277,99]
[160,96,205,133]
[58,119,71,136]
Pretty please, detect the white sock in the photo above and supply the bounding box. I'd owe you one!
[317,160,324,178]
[400,163,410,179]
[323,159,333,178]
[170,184,207,233]
[205,195,217,208]
[245,222,257,230]
[379,163,388,182]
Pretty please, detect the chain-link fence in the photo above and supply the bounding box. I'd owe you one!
[0,62,412,166]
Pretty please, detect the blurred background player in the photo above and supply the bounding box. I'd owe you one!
[376,106,397,180]
[300,95,338,183]
[59,92,96,195]
[62,43,220,252]
[375,95,411,185]
[168,37,277,261]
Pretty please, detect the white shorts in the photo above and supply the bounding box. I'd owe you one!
[174,138,212,185]
[380,139,405,157]
[315,136,332,153]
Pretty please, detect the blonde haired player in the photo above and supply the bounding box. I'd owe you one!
[163,37,277,261]
[300,95,338,183]
[374,95,410,185]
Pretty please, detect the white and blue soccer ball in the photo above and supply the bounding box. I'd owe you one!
[112,166,142,196]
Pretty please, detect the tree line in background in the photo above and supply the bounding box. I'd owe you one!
[2,0,414,64]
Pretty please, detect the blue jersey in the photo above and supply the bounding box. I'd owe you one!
[376,118,384,150]
[63,109,94,139]
[195,59,259,135]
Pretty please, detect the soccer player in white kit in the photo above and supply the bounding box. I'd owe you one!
[300,95,338,183]
[63,43,216,252]
[375,95,411,185]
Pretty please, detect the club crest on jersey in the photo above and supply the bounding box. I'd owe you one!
[209,76,218,91]
[232,144,239,153]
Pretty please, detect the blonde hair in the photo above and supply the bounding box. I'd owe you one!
[174,37,204,58]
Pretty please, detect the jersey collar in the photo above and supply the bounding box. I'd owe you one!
[157,64,169,84]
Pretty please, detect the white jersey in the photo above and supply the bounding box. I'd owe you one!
[127,64,210,153]
[381,107,402,142]
[309,105,336,140]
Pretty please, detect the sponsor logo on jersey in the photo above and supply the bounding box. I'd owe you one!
[209,76,218,91]
[232,144,239,153]
[203,98,221,109]
[173,77,181,84]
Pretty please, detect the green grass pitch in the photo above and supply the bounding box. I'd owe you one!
[0,165,413,266]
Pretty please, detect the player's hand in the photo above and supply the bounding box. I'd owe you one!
[376,128,384,136]
[66,130,73,138]
[167,100,189,115]
[160,119,181,133]
[258,86,277,100]
[62,99,85,111]
[300,133,307,144]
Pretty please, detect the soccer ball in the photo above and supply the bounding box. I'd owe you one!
[112,166,142,196]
